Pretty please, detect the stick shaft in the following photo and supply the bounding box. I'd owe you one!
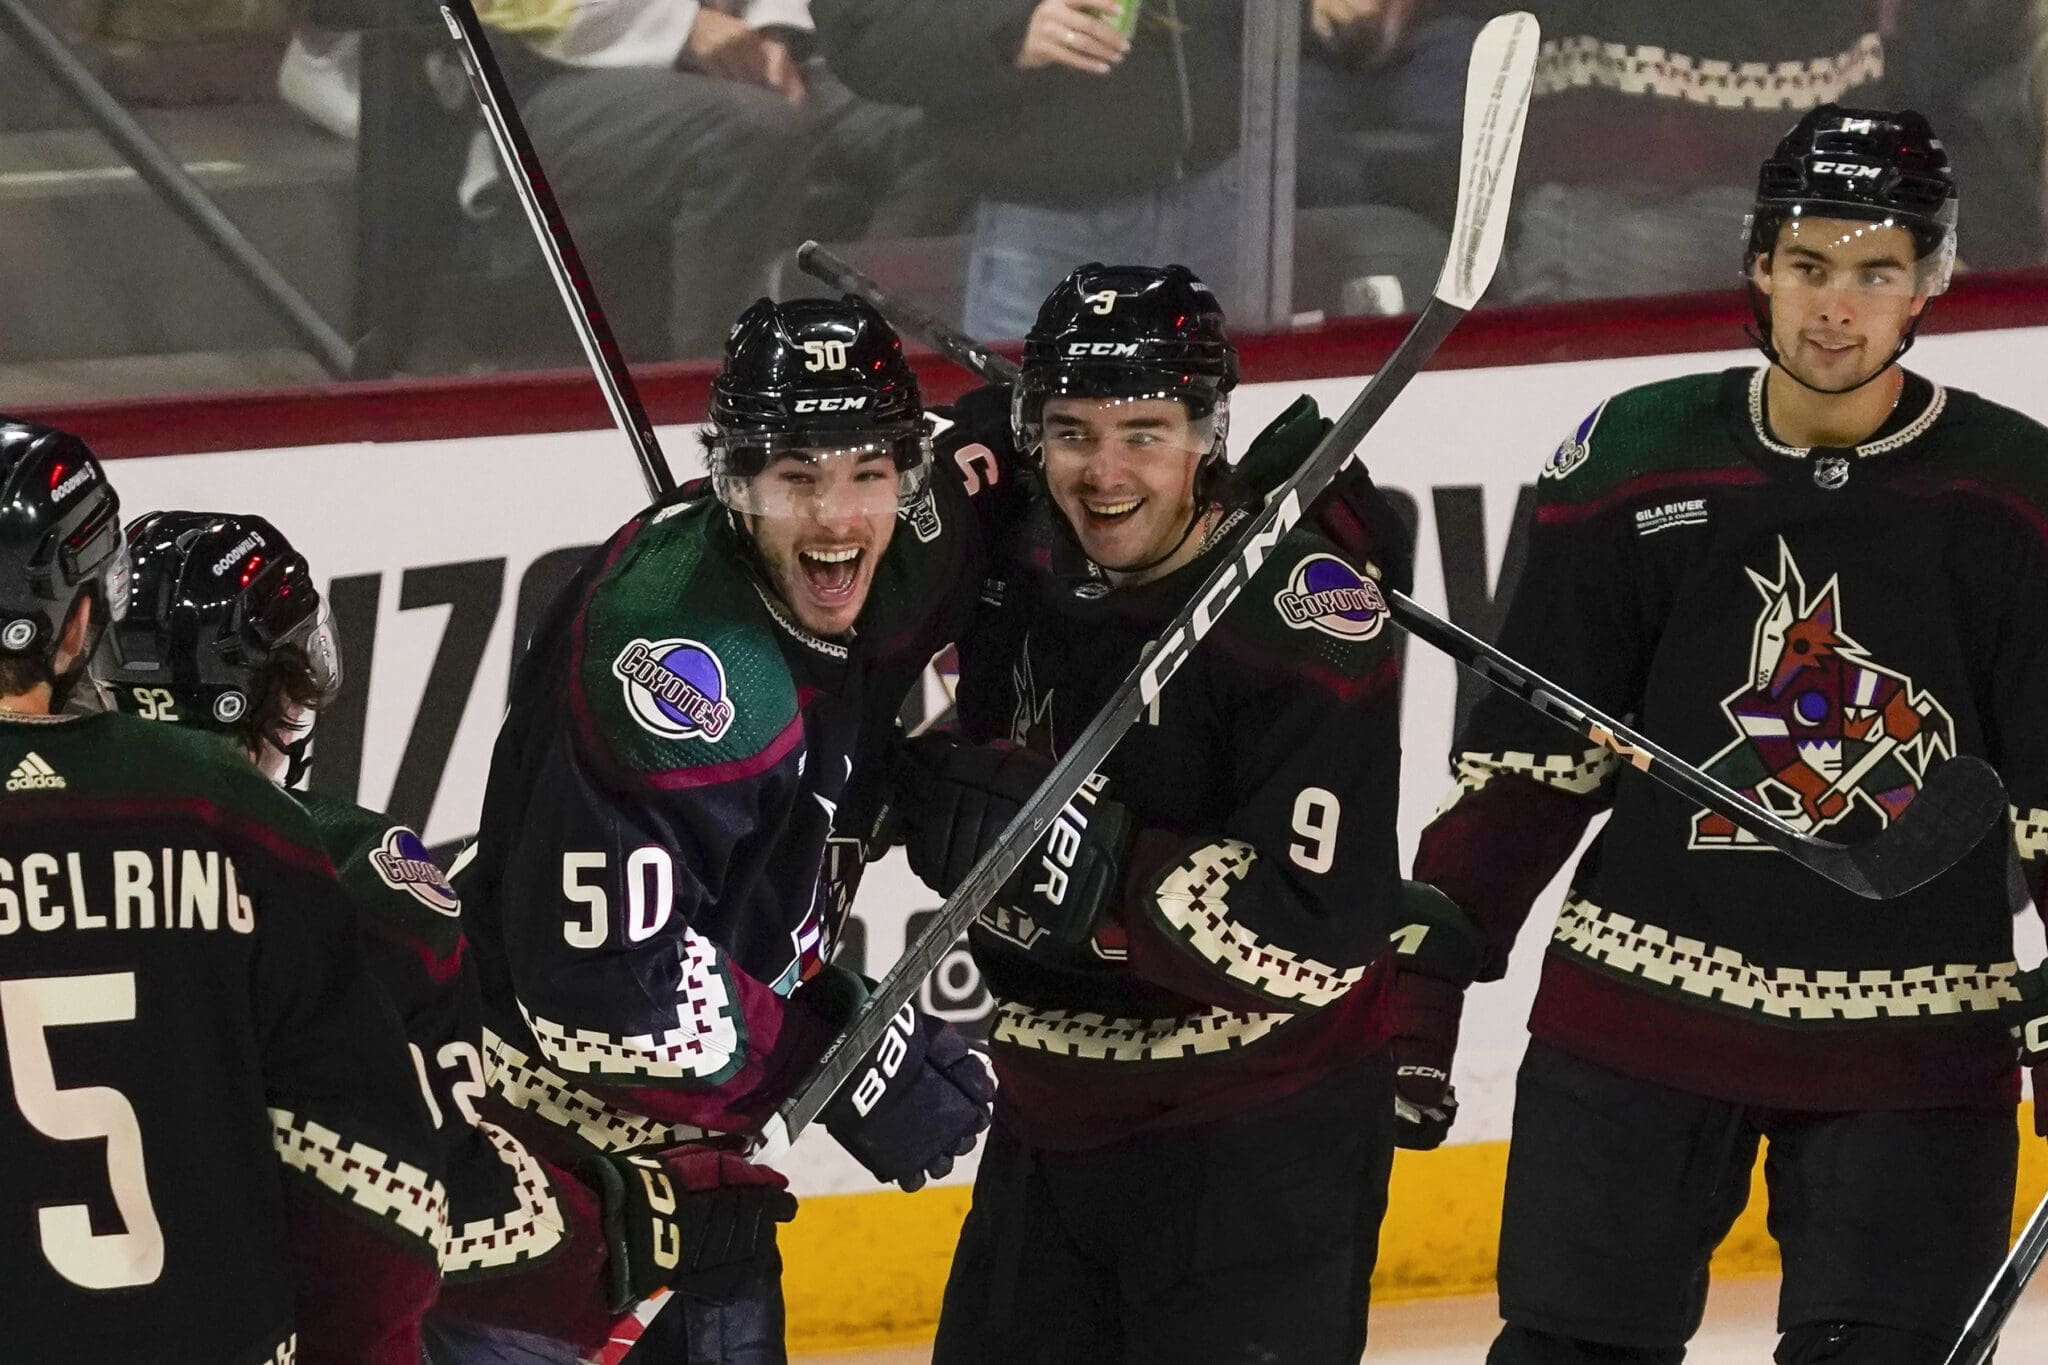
[440,0,674,498]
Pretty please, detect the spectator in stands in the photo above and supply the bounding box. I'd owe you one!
[1502,3,1893,302]
[813,0,1243,339]
[1295,0,1480,317]
[468,0,949,360]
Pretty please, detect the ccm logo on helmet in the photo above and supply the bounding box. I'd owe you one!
[792,396,868,413]
[50,465,95,502]
[849,1003,918,1117]
[1066,342,1140,358]
[1810,161,1883,179]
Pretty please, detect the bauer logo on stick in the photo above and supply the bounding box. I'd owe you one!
[1274,554,1388,641]
[371,827,461,916]
[613,638,737,742]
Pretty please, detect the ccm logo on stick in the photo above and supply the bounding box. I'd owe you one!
[850,1004,918,1116]
[792,397,869,413]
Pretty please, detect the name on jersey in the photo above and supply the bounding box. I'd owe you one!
[1634,498,1709,536]
[0,848,256,936]
[370,827,461,916]
[613,637,736,742]
[1274,554,1388,640]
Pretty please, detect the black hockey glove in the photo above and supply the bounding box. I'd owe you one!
[1389,882,1486,1151]
[1232,396,1416,597]
[809,966,996,1192]
[892,734,1135,945]
[580,1144,798,1310]
[1232,394,1333,504]
[2004,964,2048,1138]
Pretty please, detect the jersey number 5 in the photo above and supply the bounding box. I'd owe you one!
[1,971,165,1289]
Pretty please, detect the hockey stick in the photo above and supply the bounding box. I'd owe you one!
[439,0,674,501]
[796,191,2005,884]
[1945,1186,2048,1365]
[760,9,1544,1155]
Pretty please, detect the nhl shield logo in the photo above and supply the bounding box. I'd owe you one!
[1273,554,1388,641]
[1689,538,1955,849]
[614,637,737,742]
[371,827,461,916]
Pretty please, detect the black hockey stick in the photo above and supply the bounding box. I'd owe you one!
[796,240,1014,384]
[796,237,2006,900]
[439,0,675,501]
[1944,1189,2048,1365]
[760,9,1544,1155]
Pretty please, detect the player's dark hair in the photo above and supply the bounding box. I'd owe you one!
[234,642,332,761]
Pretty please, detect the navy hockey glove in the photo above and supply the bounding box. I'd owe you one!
[893,734,1134,945]
[810,967,995,1192]
[580,1144,798,1309]
[2003,964,2048,1138]
[1389,881,1485,1151]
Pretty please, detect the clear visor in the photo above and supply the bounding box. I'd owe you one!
[1015,387,1226,465]
[1746,209,1957,298]
[287,596,344,707]
[711,438,932,520]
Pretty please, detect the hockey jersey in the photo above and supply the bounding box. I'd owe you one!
[1415,367,2048,1111]
[950,469,1409,1150]
[458,440,1017,1168]
[292,792,617,1347]
[0,712,445,1365]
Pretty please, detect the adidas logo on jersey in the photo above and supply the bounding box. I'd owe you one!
[5,752,64,791]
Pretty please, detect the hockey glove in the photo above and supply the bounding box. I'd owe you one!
[580,1144,798,1310]
[2003,963,2048,1138]
[893,734,1134,945]
[1232,395,1332,504]
[1389,881,1486,1151]
[810,966,996,1192]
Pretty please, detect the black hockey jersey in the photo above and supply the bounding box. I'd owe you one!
[951,472,1408,1150]
[0,712,444,1364]
[292,792,617,1347]
[1415,367,2048,1111]
[458,438,1020,1168]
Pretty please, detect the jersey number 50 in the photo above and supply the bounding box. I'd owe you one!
[1,971,164,1289]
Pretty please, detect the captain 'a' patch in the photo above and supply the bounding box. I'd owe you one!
[1689,538,1955,849]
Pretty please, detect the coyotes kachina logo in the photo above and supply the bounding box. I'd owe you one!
[1690,539,1954,848]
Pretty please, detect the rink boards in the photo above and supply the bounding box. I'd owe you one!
[75,318,2048,1347]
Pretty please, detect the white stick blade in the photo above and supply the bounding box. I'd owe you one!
[1434,10,1540,311]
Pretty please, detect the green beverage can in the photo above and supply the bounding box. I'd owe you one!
[1107,0,1142,38]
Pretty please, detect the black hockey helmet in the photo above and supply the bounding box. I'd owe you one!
[1013,263,1239,461]
[706,296,930,517]
[1744,106,1959,383]
[97,510,340,742]
[0,416,128,663]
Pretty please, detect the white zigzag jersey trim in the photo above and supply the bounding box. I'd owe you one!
[269,1108,448,1251]
[1439,745,1618,813]
[1534,34,1883,111]
[1554,896,2018,1021]
[257,1333,296,1364]
[991,1000,1291,1062]
[520,927,740,1081]
[1150,840,1364,1008]
[2013,806,2048,864]
[440,1121,568,1275]
[487,1031,711,1154]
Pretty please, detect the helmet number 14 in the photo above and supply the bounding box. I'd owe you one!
[801,340,850,372]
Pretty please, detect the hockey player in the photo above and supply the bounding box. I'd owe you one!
[0,422,445,1363]
[455,296,1001,1362]
[89,508,800,1360]
[889,264,1438,1363]
[1409,106,2048,1363]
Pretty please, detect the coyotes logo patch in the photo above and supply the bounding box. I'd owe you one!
[1690,539,1955,849]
